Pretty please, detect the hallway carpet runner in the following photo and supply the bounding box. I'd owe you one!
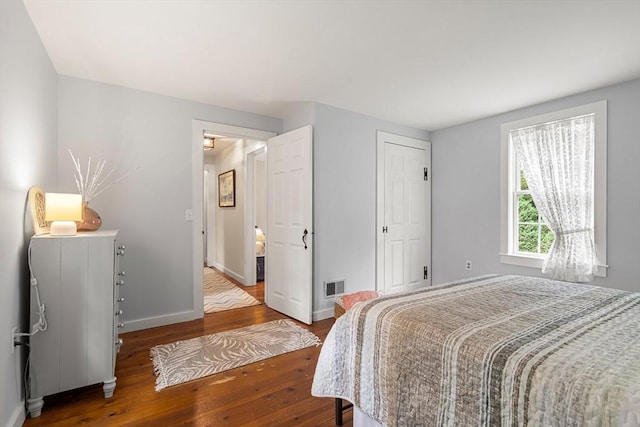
[203,268,260,313]
[150,319,321,391]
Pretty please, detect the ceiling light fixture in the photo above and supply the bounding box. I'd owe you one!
[203,137,215,151]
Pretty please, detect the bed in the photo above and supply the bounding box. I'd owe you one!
[312,275,640,426]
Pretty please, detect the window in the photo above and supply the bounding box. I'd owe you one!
[516,170,554,255]
[500,101,607,277]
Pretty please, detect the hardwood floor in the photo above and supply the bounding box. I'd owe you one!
[23,271,352,426]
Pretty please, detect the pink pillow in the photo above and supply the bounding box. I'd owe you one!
[342,291,379,310]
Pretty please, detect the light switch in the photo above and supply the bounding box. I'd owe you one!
[185,209,193,221]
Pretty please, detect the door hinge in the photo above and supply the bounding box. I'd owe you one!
[423,265,428,280]
[382,226,388,233]
[424,167,428,181]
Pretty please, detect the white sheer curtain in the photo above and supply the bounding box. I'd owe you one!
[511,114,595,282]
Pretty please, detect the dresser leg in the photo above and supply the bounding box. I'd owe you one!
[103,377,117,398]
[27,397,44,417]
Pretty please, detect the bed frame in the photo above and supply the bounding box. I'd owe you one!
[334,398,352,425]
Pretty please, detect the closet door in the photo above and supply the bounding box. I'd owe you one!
[376,131,431,295]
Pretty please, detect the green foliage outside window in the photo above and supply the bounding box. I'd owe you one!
[517,171,554,254]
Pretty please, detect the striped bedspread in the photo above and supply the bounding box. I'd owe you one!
[311,275,640,426]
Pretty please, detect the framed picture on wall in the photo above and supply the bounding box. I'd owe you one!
[218,169,236,207]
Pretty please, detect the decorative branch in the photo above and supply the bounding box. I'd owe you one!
[68,149,120,202]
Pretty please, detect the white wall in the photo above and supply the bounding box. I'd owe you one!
[57,76,281,331]
[255,157,267,234]
[212,141,246,279]
[203,165,215,266]
[431,79,640,292]
[0,0,58,425]
[283,103,430,318]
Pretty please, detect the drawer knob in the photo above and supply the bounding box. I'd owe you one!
[117,322,125,328]
[117,297,125,302]
[116,309,123,316]
[117,249,125,256]
[118,245,126,250]
[118,271,125,276]
[117,279,125,286]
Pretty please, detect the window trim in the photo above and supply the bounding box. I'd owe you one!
[499,100,608,277]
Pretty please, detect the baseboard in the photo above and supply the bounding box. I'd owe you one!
[122,298,332,333]
[211,263,244,284]
[8,402,26,427]
[120,310,197,333]
[313,307,334,322]
[124,309,333,333]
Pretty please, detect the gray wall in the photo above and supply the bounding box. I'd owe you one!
[0,0,58,425]
[431,79,640,292]
[288,103,430,316]
[57,76,281,329]
[56,78,430,326]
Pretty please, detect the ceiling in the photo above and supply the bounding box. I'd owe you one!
[23,1,640,131]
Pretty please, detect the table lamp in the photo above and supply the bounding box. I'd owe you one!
[255,226,265,255]
[45,193,83,236]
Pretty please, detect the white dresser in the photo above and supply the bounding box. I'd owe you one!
[27,230,125,417]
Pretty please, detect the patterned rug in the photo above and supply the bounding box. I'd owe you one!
[204,268,261,313]
[150,319,322,391]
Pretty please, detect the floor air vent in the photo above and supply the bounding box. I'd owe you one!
[325,280,345,297]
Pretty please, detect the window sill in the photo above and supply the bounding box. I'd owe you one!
[499,253,607,278]
[500,253,544,269]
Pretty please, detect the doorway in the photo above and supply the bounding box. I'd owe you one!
[191,120,276,319]
[245,146,267,286]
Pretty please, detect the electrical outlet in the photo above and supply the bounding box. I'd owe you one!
[465,261,472,271]
[11,327,17,354]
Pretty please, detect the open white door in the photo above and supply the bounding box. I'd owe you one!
[266,125,313,324]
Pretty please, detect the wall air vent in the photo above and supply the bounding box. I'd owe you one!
[324,280,345,298]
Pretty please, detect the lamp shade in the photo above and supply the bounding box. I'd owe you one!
[255,227,266,255]
[45,193,83,235]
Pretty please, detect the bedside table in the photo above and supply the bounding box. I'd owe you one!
[256,255,265,281]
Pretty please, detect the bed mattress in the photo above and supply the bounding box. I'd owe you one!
[312,275,640,426]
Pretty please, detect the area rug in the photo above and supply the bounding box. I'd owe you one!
[150,319,322,391]
[203,268,261,313]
